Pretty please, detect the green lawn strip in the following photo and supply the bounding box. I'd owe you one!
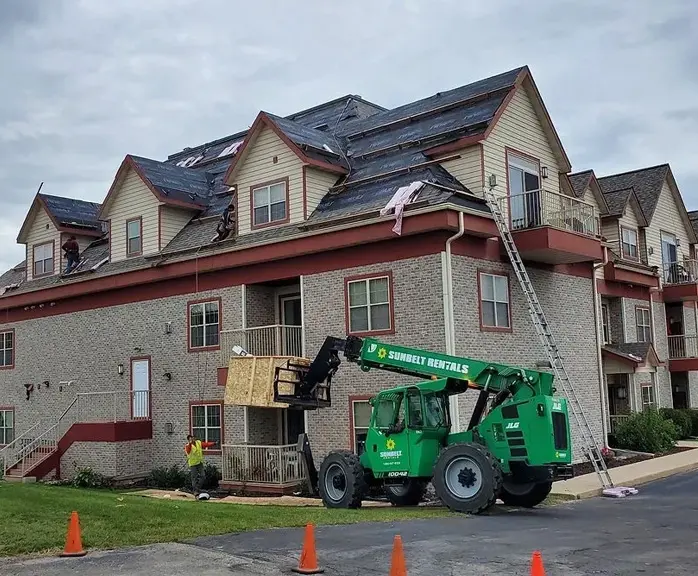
[0,483,451,558]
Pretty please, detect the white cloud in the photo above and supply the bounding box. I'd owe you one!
[1,0,697,272]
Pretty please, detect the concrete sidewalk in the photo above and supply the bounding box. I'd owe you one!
[551,441,698,499]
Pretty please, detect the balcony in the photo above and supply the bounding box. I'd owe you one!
[667,334,698,371]
[497,189,603,264]
[221,443,304,493]
[662,260,698,302]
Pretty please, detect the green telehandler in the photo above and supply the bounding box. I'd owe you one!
[273,334,574,515]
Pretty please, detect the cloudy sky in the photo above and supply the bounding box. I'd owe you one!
[1,0,697,272]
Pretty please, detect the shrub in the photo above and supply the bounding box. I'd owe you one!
[72,466,112,488]
[659,408,692,439]
[146,465,188,490]
[614,409,678,454]
[682,409,698,437]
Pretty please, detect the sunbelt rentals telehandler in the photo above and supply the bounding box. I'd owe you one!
[273,335,574,515]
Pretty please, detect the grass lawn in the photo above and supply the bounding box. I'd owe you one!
[0,483,453,558]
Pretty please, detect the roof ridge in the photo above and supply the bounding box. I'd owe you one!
[38,192,101,206]
[596,163,669,181]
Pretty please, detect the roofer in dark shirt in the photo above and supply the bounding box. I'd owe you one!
[62,235,80,274]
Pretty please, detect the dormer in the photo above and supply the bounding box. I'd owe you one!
[223,112,347,236]
[16,193,103,281]
[99,155,207,262]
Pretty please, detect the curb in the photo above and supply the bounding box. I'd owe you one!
[551,459,698,500]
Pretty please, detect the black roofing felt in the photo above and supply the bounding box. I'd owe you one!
[597,164,669,222]
[40,193,101,229]
[130,156,210,206]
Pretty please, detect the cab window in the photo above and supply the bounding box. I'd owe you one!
[373,395,403,430]
[406,389,424,428]
[423,392,449,428]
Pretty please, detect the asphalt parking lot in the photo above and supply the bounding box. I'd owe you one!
[6,471,698,575]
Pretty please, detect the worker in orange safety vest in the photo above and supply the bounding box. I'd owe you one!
[184,434,216,496]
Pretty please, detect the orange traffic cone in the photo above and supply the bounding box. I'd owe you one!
[530,550,545,576]
[60,511,87,557]
[389,534,407,576]
[292,523,324,574]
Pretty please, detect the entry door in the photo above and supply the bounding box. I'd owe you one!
[279,295,302,356]
[508,155,541,230]
[661,232,678,282]
[283,409,306,444]
[131,358,150,419]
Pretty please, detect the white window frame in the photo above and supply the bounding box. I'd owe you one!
[636,307,651,343]
[0,331,14,368]
[601,304,610,344]
[33,242,54,276]
[351,399,371,455]
[479,272,511,329]
[347,275,392,334]
[190,403,222,449]
[621,226,638,260]
[126,218,142,256]
[188,300,220,349]
[252,181,287,227]
[0,409,13,445]
[641,384,655,411]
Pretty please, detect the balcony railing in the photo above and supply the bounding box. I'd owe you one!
[662,260,698,285]
[220,324,303,365]
[497,189,598,237]
[609,414,630,434]
[222,444,303,487]
[668,335,698,359]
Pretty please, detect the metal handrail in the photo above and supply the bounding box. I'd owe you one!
[662,259,698,285]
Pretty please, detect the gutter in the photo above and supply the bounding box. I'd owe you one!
[648,285,662,409]
[593,245,610,446]
[442,211,465,431]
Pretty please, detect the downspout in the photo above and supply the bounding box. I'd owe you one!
[592,246,610,446]
[442,211,465,431]
[649,286,661,408]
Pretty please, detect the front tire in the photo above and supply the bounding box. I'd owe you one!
[318,450,367,509]
[499,480,552,507]
[432,442,502,514]
[384,479,427,507]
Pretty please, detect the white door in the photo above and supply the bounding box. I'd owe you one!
[131,358,150,419]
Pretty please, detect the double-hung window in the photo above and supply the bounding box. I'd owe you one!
[252,181,287,227]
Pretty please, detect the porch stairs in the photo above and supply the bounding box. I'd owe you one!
[0,391,151,481]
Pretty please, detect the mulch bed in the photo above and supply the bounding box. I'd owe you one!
[572,445,694,477]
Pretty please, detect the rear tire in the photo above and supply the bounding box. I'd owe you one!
[384,479,427,507]
[432,442,502,514]
[318,450,367,509]
[499,480,552,507]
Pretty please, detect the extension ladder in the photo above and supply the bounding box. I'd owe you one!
[483,188,614,490]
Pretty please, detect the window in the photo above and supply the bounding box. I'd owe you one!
[0,409,13,445]
[601,304,610,344]
[252,181,287,227]
[33,242,53,276]
[346,275,392,334]
[188,300,220,350]
[621,227,638,260]
[190,403,222,449]
[641,384,655,411]
[351,398,372,455]
[479,272,511,330]
[0,331,13,368]
[636,307,651,342]
[126,218,142,256]
[507,152,541,229]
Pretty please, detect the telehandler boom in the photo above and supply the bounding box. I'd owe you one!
[273,335,573,514]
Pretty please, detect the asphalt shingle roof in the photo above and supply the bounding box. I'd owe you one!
[688,210,698,238]
[597,164,669,222]
[603,342,653,363]
[602,188,634,217]
[1,68,525,298]
[567,171,593,198]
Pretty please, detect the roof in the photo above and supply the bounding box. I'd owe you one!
[596,164,669,222]
[566,169,610,216]
[602,342,662,367]
[688,210,698,238]
[2,66,549,299]
[40,194,102,231]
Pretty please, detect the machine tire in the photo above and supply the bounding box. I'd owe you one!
[432,442,503,514]
[318,450,368,509]
[384,479,427,507]
[499,480,553,508]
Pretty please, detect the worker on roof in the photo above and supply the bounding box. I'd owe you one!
[61,235,80,274]
[184,434,216,497]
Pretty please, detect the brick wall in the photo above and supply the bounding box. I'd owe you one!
[0,285,245,476]
[302,254,447,458]
[601,296,623,345]
[247,407,280,444]
[246,285,276,327]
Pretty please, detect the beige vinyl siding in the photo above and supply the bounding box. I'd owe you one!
[106,168,160,262]
[25,207,59,281]
[482,85,561,204]
[617,203,643,262]
[645,180,693,272]
[437,145,483,194]
[233,126,304,236]
[304,167,338,218]
[159,205,195,249]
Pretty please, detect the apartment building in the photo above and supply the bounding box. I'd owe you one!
[0,64,691,492]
